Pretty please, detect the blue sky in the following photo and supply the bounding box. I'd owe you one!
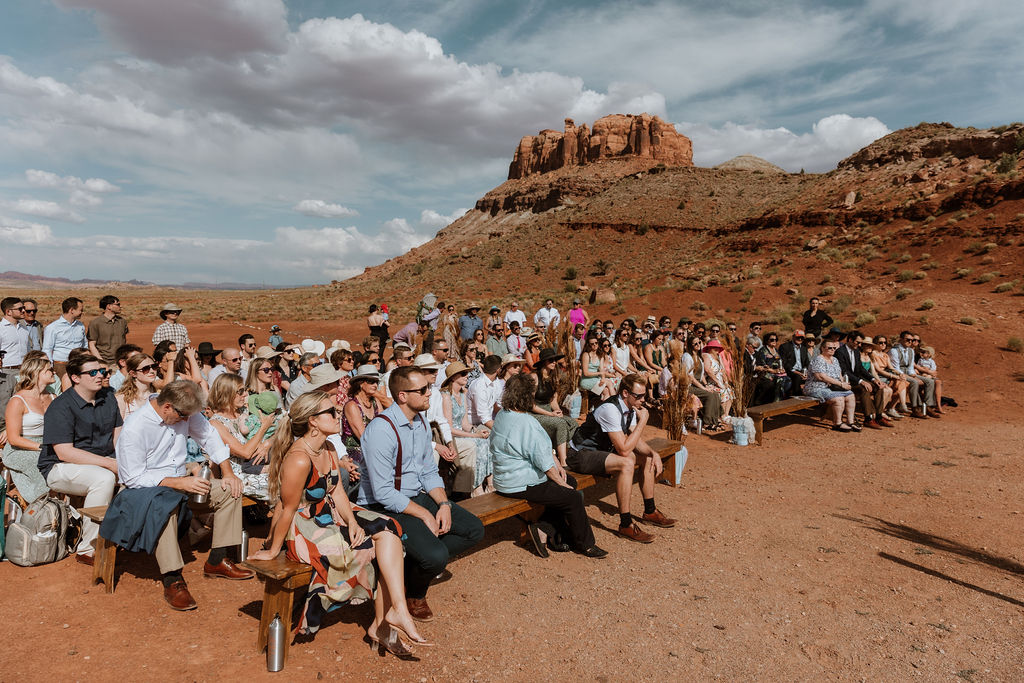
[0,0,1020,285]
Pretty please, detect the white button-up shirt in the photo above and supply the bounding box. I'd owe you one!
[533,306,560,329]
[116,399,230,489]
[423,385,453,443]
[467,374,499,425]
[0,317,31,367]
[43,316,88,362]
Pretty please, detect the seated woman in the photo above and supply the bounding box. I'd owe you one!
[753,332,791,404]
[248,392,427,657]
[802,339,858,432]
[329,349,355,406]
[440,362,492,497]
[1,355,55,504]
[523,332,543,371]
[491,373,607,559]
[207,374,275,500]
[579,335,617,402]
[701,340,735,420]
[611,328,635,378]
[173,346,208,395]
[871,335,908,420]
[341,365,385,471]
[152,341,178,391]
[530,348,579,467]
[683,336,723,430]
[858,338,894,428]
[115,353,158,418]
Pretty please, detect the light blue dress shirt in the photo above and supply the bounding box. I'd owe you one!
[42,316,88,362]
[358,402,445,512]
[490,409,554,494]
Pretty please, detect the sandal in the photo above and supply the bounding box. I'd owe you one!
[848,423,862,432]
[371,624,416,660]
[831,424,852,432]
[390,622,434,647]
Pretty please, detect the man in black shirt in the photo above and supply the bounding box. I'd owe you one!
[38,354,122,564]
[779,330,810,394]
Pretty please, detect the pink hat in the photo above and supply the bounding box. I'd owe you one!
[704,339,725,352]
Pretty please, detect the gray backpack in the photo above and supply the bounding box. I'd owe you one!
[4,497,82,567]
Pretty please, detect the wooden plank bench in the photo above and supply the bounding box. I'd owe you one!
[459,473,597,526]
[746,397,821,445]
[80,506,117,593]
[240,554,313,666]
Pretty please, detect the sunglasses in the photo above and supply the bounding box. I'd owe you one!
[403,384,431,396]
[23,308,37,314]
[626,390,645,399]
[174,407,191,420]
[259,367,273,374]
[767,338,778,342]
[313,406,340,418]
[136,364,157,373]
[711,328,721,333]
[83,368,110,377]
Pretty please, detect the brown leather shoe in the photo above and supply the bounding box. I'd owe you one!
[640,510,677,528]
[407,597,434,622]
[926,409,942,418]
[878,416,895,427]
[617,523,655,543]
[75,553,94,567]
[203,557,255,580]
[164,580,198,611]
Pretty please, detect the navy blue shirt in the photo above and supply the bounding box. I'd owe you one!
[38,386,122,480]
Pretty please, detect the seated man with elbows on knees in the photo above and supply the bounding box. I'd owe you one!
[567,373,676,544]
[37,354,122,565]
[102,380,252,611]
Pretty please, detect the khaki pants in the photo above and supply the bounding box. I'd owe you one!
[451,425,489,493]
[46,462,117,555]
[154,479,242,573]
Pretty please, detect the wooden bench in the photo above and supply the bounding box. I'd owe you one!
[746,397,821,445]
[240,554,313,666]
[648,437,685,487]
[459,473,597,526]
[79,506,117,593]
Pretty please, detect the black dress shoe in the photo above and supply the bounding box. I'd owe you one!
[546,539,572,553]
[576,545,609,559]
[527,524,549,558]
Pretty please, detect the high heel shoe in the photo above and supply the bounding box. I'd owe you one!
[379,624,417,659]
[390,621,434,647]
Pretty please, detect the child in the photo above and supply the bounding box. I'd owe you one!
[916,346,944,413]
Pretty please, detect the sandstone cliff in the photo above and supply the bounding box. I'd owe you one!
[508,113,693,179]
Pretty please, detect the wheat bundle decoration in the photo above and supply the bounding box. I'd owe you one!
[440,317,460,360]
[545,317,560,353]
[558,318,580,387]
[722,331,754,418]
[663,339,691,441]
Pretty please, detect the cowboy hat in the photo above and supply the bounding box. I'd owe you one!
[160,302,182,319]
[300,339,326,356]
[309,364,345,390]
[441,361,470,388]
[413,353,442,371]
[255,345,281,359]
[535,348,564,365]
[196,341,221,356]
[464,303,481,312]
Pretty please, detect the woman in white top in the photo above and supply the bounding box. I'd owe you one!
[611,329,634,378]
[207,373,275,500]
[1,355,54,503]
[115,353,158,418]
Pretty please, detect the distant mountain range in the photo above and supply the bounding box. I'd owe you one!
[0,271,293,290]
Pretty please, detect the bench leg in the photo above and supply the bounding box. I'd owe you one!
[257,573,309,666]
[93,536,116,594]
[754,416,765,446]
[660,453,678,487]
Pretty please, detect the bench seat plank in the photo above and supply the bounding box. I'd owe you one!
[747,397,820,445]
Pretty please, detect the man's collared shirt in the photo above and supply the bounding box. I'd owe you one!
[358,402,445,512]
[890,345,916,375]
[0,318,31,367]
[152,321,190,347]
[533,306,560,329]
[467,374,498,425]
[457,314,482,341]
[485,336,506,356]
[503,309,526,328]
[424,386,453,444]
[38,387,123,480]
[43,316,89,362]
[87,314,129,364]
[506,334,526,356]
[116,399,229,489]
[432,360,450,389]
[26,321,42,352]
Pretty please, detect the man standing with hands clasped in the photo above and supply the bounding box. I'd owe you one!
[359,366,484,622]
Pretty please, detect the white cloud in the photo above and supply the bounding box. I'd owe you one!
[0,199,85,223]
[0,216,54,245]
[25,169,120,193]
[69,189,103,207]
[419,208,469,229]
[678,114,891,173]
[293,199,359,219]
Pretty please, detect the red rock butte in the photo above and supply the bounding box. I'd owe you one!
[507,113,693,179]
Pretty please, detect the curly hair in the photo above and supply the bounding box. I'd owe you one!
[501,373,537,412]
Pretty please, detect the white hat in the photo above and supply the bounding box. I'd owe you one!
[308,364,345,390]
[255,345,281,359]
[413,353,441,370]
[501,353,526,368]
[300,339,326,356]
[328,339,351,352]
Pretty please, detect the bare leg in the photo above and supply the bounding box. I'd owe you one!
[721,398,732,418]
[828,397,842,425]
[844,394,856,423]
[607,454,635,514]
[555,442,567,467]
[933,378,944,412]
[370,531,423,643]
[638,453,655,499]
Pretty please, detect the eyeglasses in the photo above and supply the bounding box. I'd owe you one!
[84,368,110,377]
[312,406,340,418]
[403,384,431,396]
[136,364,157,373]
[235,388,247,396]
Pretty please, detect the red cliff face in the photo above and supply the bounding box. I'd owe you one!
[508,113,693,179]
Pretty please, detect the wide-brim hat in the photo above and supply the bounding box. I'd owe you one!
[309,364,345,390]
[501,353,526,368]
[489,305,500,313]
[413,353,442,370]
[255,345,280,359]
[464,303,480,312]
[161,302,182,314]
[329,339,351,352]
[300,339,326,356]
[704,339,725,352]
[535,347,564,365]
[859,337,877,349]
[422,293,438,309]
[196,341,220,356]
[827,328,846,340]
[352,364,380,382]
[645,315,657,324]
[519,326,533,336]
[441,361,470,387]
[527,333,543,344]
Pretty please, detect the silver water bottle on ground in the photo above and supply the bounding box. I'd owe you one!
[696,417,703,435]
[267,613,285,672]
[239,529,249,561]
[191,463,212,505]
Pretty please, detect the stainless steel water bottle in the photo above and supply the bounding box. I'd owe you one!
[239,529,249,561]
[696,417,703,435]
[191,463,212,505]
[267,613,285,672]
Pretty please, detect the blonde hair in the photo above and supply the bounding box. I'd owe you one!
[15,356,52,392]
[116,354,155,406]
[266,391,331,504]
[208,373,244,414]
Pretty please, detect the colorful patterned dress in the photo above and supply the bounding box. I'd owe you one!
[286,447,400,636]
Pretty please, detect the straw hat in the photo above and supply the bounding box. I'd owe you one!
[441,361,470,388]
[308,364,345,390]
[413,353,442,371]
[300,339,326,356]
[352,364,380,382]
[255,345,280,359]
[501,353,526,368]
[160,302,182,319]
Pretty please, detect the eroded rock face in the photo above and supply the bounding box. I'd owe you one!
[508,114,692,179]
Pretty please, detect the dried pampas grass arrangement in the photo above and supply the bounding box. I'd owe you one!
[663,339,691,441]
[722,331,754,418]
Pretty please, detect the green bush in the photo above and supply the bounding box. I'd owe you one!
[996,152,1017,174]
[954,268,972,279]
[912,271,927,280]
[821,286,836,296]
[853,312,876,327]
[1008,337,1024,353]
[691,300,709,312]
[832,295,853,313]
[959,317,976,326]
[976,272,996,283]
[533,265,541,275]
[490,255,503,269]
[994,282,1015,293]
[821,273,832,284]
[772,277,783,287]
[898,270,915,281]
[895,288,914,300]
[918,299,935,310]
[562,267,576,280]
[895,253,911,263]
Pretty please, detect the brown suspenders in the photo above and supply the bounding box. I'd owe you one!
[375,413,426,492]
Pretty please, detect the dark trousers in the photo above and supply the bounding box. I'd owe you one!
[369,492,484,599]
[688,383,722,425]
[504,476,594,550]
[856,381,886,419]
[786,371,806,396]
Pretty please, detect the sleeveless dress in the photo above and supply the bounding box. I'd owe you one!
[579,356,602,394]
[341,397,379,467]
[450,390,491,489]
[286,447,400,635]
[1,395,49,503]
[531,380,579,449]
[705,355,735,402]
[209,414,270,500]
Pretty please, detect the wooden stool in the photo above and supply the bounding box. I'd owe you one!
[241,554,313,667]
[79,506,116,593]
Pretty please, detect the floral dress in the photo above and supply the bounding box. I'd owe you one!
[450,390,492,490]
[209,414,270,501]
[287,447,400,635]
[704,354,735,402]
[341,397,379,468]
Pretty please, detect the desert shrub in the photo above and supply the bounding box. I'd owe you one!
[924,216,936,224]
[821,273,832,284]
[996,153,1017,174]
[918,315,929,325]
[562,267,576,280]
[730,284,744,292]
[895,253,911,263]
[959,317,976,325]
[919,253,931,261]
[740,289,753,303]
[842,259,859,269]
[912,271,927,280]
[490,255,503,269]
[954,268,972,279]
[677,279,695,291]
[853,312,876,327]
[772,277,783,287]
[976,272,997,283]
[1008,337,1024,353]
[832,295,853,313]
[691,300,709,312]
[980,255,996,264]
[636,223,649,236]
[677,201,686,210]
[898,270,915,281]
[563,283,576,293]
[594,259,609,275]
[921,261,939,271]
[918,299,935,310]
[821,286,836,296]
[895,288,914,300]
[994,282,1015,293]
[534,265,541,275]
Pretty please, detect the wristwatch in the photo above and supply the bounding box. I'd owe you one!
[439,500,453,507]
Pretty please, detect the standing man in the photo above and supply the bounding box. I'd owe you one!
[37,355,121,563]
[567,374,676,543]
[359,366,484,622]
[503,301,526,331]
[152,303,190,348]
[533,298,560,332]
[238,334,257,378]
[458,305,483,341]
[0,297,31,369]
[88,295,129,368]
[43,297,89,378]
[22,298,43,351]
[430,341,451,389]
